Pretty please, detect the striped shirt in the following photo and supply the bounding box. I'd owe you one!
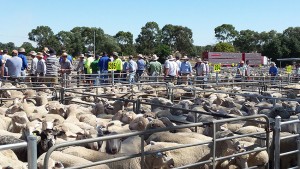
[46,55,59,76]
[36,59,46,75]
[126,59,137,72]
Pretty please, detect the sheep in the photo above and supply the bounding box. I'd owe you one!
[0,151,27,169]
[129,116,149,131]
[37,151,110,169]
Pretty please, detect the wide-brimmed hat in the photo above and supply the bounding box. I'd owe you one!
[18,48,25,53]
[152,54,159,61]
[113,52,119,57]
[181,56,189,60]
[36,52,43,58]
[167,55,175,61]
[62,52,68,57]
[79,54,85,58]
[197,58,202,62]
[138,54,143,58]
[29,51,37,56]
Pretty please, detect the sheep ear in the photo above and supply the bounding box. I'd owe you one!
[150,141,156,145]
[55,161,64,168]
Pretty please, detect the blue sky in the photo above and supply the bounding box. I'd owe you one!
[0,0,299,47]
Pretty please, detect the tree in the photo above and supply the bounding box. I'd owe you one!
[214,24,238,43]
[213,42,235,52]
[136,22,161,54]
[28,26,60,50]
[114,31,135,55]
[161,24,194,55]
[0,42,16,52]
[281,27,300,58]
[102,34,121,55]
[154,44,172,64]
[233,29,260,52]
[20,42,35,54]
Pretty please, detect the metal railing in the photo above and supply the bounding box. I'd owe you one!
[274,116,300,169]
[0,135,37,169]
[43,115,269,169]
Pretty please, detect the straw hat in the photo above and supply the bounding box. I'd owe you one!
[197,58,202,62]
[137,54,144,58]
[79,54,85,58]
[152,54,159,61]
[18,48,25,53]
[181,56,189,60]
[62,52,68,57]
[29,51,37,56]
[167,55,175,61]
[36,52,43,58]
[112,52,119,57]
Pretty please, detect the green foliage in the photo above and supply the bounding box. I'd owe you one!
[28,26,59,51]
[20,42,35,54]
[233,29,260,52]
[136,22,161,55]
[154,44,172,64]
[0,42,15,52]
[214,24,238,43]
[114,31,135,55]
[162,24,194,55]
[213,42,235,52]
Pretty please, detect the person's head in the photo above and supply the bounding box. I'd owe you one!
[129,55,133,60]
[11,50,18,56]
[18,48,25,54]
[152,54,159,61]
[113,52,119,59]
[246,60,249,65]
[167,55,175,62]
[271,62,275,67]
[0,50,3,55]
[181,56,189,62]
[30,51,37,58]
[86,52,93,58]
[137,54,143,59]
[102,52,107,56]
[197,58,202,63]
[3,49,8,54]
[121,56,126,61]
[43,47,50,56]
[95,55,100,60]
[48,48,56,55]
[175,56,180,60]
[79,54,85,60]
[61,52,68,61]
[36,52,43,60]
[240,60,244,66]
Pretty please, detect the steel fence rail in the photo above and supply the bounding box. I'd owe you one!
[43,115,269,169]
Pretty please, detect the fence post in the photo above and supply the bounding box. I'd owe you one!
[77,71,80,87]
[112,71,115,86]
[136,98,141,114]
[60,87,65,104]
[212,122,217,169]
[140,134,145,169]
[27,135,37,169]
[63,73,67,88]
[274,116,281,169]
[216,72,219,85]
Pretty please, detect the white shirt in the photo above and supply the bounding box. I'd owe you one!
[165,60,177,76]
[30,57,38,75]
[176,60,181,72]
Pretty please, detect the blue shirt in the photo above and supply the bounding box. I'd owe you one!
[6,56,22,77]
[269,66,278,76]
[98,55,111,71]
[59,55,73,63]
[137,59,146,70]
[18,54,28,70]
[180,61,192,74]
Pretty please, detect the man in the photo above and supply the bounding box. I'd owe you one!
[113,52,123,80]
[236,60,247,81]
[91,55,100,85]
[136,54,146,79]
[45,48,59,87]
[269,62,278,83]
[0,54,4,78]
[175,55,182,75]
[194,58,206,83]
[2,49,11,77]
[43,47,50,60]
[76,54,85,73]
[121,56,128,81]
[5,50,22,83]
[126,55,137,83]
[60,52,73,87]
[36,52,46,82]
[18,48,28,80]
[59,50,73,64]
[164,55,178,83]
[180,56,192,85]
[148,54,162,82]
[98,52,110,83]
[84,52,95,85]
[29,51,38,82]
[245,60,250,80]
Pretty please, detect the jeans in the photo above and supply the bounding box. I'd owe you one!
[20,70,26,82]
[100,70,108,84]
[93,71,100,86]
[129,72,136,84]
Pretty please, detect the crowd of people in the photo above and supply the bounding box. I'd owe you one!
[0,47,280,87]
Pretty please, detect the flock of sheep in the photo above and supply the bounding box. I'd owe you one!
[0,80,299,169]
